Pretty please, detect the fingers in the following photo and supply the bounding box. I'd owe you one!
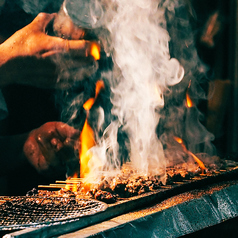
[32,12,57,31]
[25,122,80,176]
[36,134,55,159]
[37,122,80,157]
[41,50,63,58]
[67,41,101,60]
[54,122,80,140]
[31,13,101,61]
[42,37,100,60]
[50,137,64,151]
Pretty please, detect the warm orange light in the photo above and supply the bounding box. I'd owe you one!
[174,136,206,174]
[185,81,194,108]
[174,136,183,144]
[90,43,100,60]
[186,92,194,108]
[83,80,105,111]
[80,119,95,178]
[95,80,104,97]
[80,80,105,180]
[188,152,206,174]
[83,98,95,111]
[174,136,187,151]
[65,173,78,192]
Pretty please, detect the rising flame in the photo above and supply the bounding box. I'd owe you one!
[80,119,95,178]
[186,92,194,108]
[185,81,194,108]
[90,42,101,61]
[80,80,105,180]
[65,173,78,192]
[174,136,206,174]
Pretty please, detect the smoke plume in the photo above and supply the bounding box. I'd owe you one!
[18,0,215,182]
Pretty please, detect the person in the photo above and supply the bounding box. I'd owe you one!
[0,11,99,195]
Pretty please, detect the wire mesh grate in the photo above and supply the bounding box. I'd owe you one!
[0,196,107,230]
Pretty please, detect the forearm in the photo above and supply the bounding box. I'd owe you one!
[0,133,30,176]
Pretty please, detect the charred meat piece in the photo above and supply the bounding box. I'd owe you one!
[94,190,116,204]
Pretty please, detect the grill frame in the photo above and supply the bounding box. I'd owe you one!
[2,162,238,237]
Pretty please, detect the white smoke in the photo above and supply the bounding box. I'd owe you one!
[48,0,215,183]
[88,0,185,181]
[11,0,216,182]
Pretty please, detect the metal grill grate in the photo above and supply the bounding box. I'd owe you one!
[0,196,107,230]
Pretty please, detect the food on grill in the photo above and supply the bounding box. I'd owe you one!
[93,190,117,204]
[81,162,202,201]
[81,159,236,202]
[29,158,235,205]
[36,188,76,198]
[11,158,233,209]
[1,158,236,231]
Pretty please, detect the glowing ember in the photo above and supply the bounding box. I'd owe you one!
[186,92,194,108]
[174,136,206,174]
[174,136,187,151]
[185,82,194,108]
[174,136,183,145]
[80,80,105,180]
[90,43,100,60]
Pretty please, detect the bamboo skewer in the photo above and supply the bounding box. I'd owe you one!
[191,177,202,180]
[160,185,173,189]
[219,169,227,172]
[67,178,82,181]
[38,176,82,189]
[38,185,63,189]
[50,183,74,186]
[55,180,80,184]
[38,184,75,189]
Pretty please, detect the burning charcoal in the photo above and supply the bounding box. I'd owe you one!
[125,182,140,197]
[98,179,113,192]
[110,177,127,197]
[86,188,97,197]
[94,190,116,204]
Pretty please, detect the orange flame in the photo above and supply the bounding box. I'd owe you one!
[185,81,194,108]
[174,136,187,151]
[188,152,206,174]
[90,43,100,61]
[80,119,95,178]
[65,173,78,192]
[83,80,104,111]
[174,136,206,174]
[80,80,105,180]
[186,92,194,108]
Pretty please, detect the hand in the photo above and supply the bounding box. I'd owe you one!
[23,122,80,177]
[0,13,99,88]
[53,9,86,40]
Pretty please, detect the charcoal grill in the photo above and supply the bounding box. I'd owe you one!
[2,161,238,238]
